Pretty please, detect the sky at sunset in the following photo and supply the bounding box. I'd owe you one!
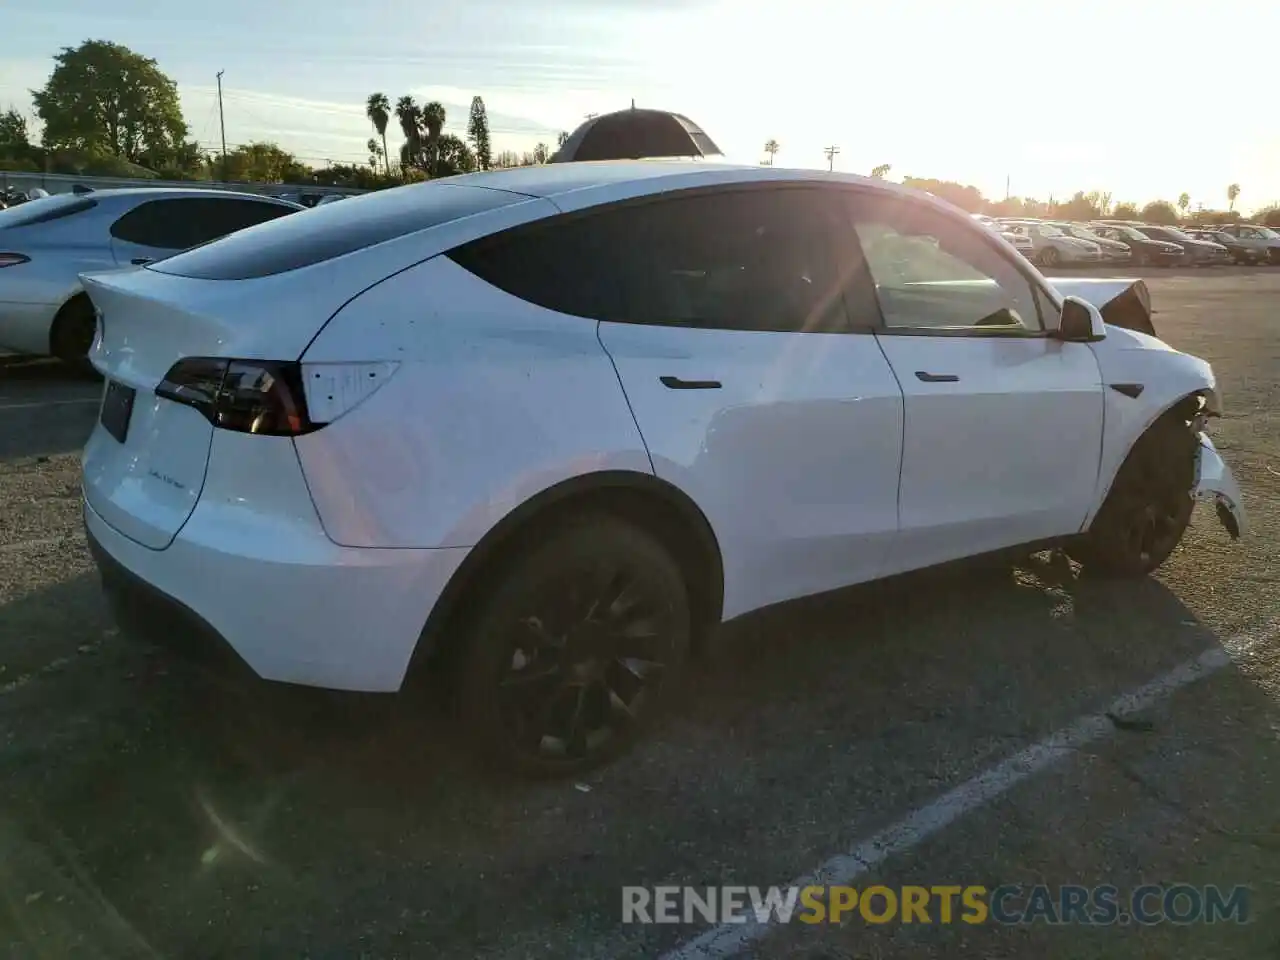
[2,1,1276,211]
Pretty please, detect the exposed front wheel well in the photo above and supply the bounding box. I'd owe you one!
[48,292,97,364]
[405,472,725,686]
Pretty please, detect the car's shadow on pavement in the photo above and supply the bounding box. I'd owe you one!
[0,553,1273,958]
[0,357,101,462]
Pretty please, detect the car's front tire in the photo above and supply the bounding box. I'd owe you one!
[457,513,691,777]
[1069,412,1198,578]
[1038,247,1060,268]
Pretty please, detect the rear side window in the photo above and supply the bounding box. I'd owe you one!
[449,187,852,334]
[111,197,295,250]
[0,194,97,228]
[150,183,525,280]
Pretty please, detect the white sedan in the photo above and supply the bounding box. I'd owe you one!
[78,162,1245,776]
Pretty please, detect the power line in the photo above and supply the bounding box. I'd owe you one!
[823,145,840,172]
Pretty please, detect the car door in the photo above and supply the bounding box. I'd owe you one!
[572,186,906,618]
[844,192,1105,575]
[109,196,294,266]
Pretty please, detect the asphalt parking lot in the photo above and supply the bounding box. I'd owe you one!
[1,266,1278,959]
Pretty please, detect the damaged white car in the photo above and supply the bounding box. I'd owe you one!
[78,164,1245,776]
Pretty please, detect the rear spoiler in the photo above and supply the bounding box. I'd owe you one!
[1046,277,1156,337]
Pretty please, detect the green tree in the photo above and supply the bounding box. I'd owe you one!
[420,101,446,175]
[901,176,984,213]
[395,96,421,175]
[367,137,384,173]
[492,149,519,169]
[467,96,492,171]
[32,40,187,164]
[0,108,30,152]
[219,141,310,183]
[763,139,780,165]
[1177,192,1190,218]
[531,141,550,164]
[869,163,891,179]
[1227,183,1240,212]
[1054,191,1101,221]
[366,93,391,177]
[1139,200,1180,224]
[1257,205,1280,229]
[1112,201,1140,220]
[435,133,477,176]
[556,130,570,148]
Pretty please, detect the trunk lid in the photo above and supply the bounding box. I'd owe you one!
[78,266,347,550]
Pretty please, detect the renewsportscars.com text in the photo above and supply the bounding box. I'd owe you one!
[622,883,1250,926]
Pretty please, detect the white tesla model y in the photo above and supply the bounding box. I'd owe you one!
[79,162,1245,775]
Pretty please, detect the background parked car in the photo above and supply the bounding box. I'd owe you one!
[1089,224,1185,266]
[0,188,303,364]
[1131,225,1230,265]
[1050,221,1131,263]
[972,214,1034,257]
[1213,222,1280,264]
[997,220,1102,267]
[1183,227,1268,264]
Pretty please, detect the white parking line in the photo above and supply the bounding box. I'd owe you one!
[661,624,1275,960]
[0,397,99,411]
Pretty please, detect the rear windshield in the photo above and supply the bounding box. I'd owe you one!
[149,182,527,280]
[0,194,97,228]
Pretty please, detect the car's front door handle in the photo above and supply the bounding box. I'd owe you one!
[660,375,722,390]
[915,371,959,383]
[131,257,153,266]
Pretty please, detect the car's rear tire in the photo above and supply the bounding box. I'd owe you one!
[1068,412,1198,578]
[457,513,691,777]
[49,296,98,371]
[1038,247,1060,268]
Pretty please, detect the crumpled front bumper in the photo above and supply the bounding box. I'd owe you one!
[1194,434,1246,539]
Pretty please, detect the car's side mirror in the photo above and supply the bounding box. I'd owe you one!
[1054,295,1106,343]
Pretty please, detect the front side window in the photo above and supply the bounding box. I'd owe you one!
[450,187,852,334]
[847,197,1044,334]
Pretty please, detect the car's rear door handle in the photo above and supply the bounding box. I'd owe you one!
[131,257,153,266]
[660,375,722,390]
[915,371,959,383]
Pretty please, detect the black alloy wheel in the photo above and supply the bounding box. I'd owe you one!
[1069,413,1197,577]
[459,515,690,776]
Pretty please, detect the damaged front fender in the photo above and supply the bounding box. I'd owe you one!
[1194,434,1246,539]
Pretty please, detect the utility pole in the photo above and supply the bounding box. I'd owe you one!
[1005,174,1010,200]
[823,145,840,172]
[216,70,227,182]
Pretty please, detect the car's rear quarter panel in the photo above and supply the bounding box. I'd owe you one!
[295,255,654,549]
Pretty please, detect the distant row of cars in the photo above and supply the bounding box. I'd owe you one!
[972,214,1280,268]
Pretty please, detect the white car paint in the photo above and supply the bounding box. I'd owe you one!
[78,162,1245,694]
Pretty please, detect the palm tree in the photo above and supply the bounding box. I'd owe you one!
[763,139,780,165]
[1178,192,1190,219]
[421,101,447,177]
[395,96,421,175]
[1227,183,1241,212]
[366,93,392,177]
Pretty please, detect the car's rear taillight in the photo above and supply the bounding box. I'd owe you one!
[156,358,316,436]
[0,253,30,268]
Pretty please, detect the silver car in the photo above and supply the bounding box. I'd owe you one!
[971,213,1034,257]
[997,220,1102,267]
[0,188,302,363]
